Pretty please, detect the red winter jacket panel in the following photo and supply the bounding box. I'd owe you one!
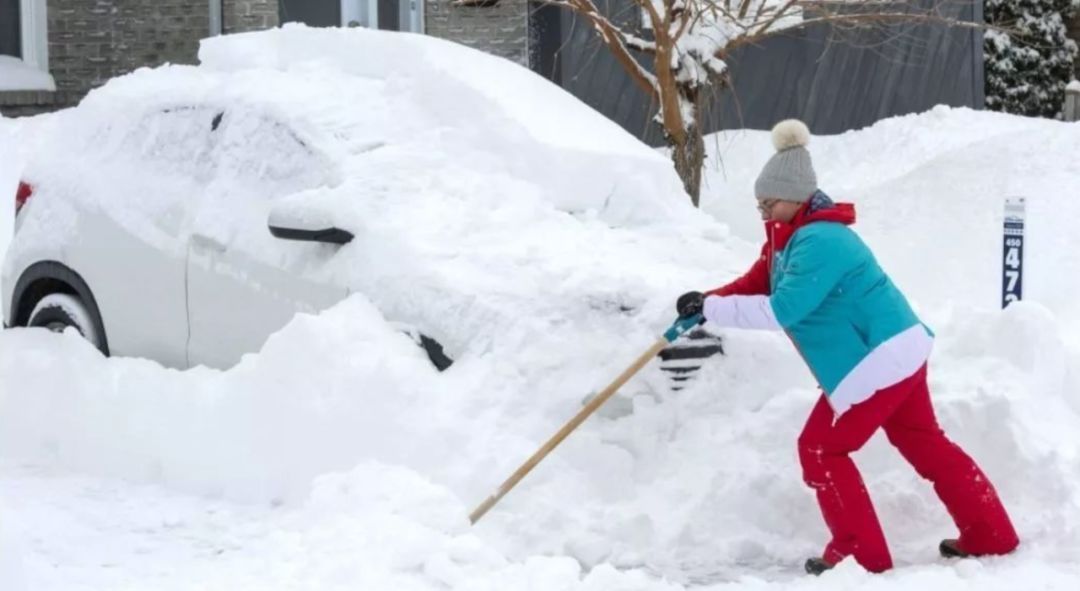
[706,199,856,297]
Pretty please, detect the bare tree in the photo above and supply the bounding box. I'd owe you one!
[530,0,976,206]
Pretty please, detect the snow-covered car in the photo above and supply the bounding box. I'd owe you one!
[2,110,451,370]
[2,25,695,372]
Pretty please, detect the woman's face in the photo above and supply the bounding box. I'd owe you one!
[757,198,802,223]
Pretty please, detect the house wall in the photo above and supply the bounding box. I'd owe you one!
[2,0,535,117]
[2,0,210,116]
[224,0,279,34]
[0,0,278,117]
[424,0,529,66]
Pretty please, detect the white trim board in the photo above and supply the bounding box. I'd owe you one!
[5,0,54,91]
[209,0,223,36]
[340,0,423,32]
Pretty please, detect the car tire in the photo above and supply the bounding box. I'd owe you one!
[28,293,105,351]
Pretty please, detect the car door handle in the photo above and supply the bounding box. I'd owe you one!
[191,233,227,253]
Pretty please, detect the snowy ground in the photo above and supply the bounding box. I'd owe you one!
[2,28,1080,591]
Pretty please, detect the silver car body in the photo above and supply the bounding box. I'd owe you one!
[3,103,349,370]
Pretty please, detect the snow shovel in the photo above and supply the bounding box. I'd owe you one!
[469,314,705,524]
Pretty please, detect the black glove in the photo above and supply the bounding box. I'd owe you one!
[676,291,704,319]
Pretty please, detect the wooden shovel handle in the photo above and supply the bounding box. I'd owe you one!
[469,336,671,524]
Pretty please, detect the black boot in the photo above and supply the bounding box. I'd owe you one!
[805,557,835,575]
[939,539,970,559]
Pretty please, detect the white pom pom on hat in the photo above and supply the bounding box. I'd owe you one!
[771,119,811,151]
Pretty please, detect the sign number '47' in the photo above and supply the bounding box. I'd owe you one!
[1002,197,1025,309]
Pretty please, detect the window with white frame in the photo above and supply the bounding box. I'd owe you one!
[277,0,421,31]
[0,0,54,92]
[342,0,422,32]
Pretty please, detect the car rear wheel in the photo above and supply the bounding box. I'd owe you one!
[28,293,104,350]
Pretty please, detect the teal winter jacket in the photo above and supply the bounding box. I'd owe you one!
[707,192,934,414]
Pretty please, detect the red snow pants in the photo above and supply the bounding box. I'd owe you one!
[798,364,1019,572]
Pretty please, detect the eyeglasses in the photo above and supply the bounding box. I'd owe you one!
[757,199,782,213]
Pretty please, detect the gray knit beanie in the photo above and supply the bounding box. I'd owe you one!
[754,119,817,203]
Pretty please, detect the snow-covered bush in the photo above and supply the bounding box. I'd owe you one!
[985,0,1080,118]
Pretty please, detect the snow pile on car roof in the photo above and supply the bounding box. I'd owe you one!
[74,23,695,227]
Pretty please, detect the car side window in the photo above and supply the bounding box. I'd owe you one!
[127,106,223,179]
[212,108,336,197]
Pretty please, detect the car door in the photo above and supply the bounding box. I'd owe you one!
[185,108,347,369]
[65,106,219,369]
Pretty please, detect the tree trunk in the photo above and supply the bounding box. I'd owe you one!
[664,81,708,207]
[670,124,705,207]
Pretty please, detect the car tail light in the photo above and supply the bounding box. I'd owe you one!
[15,181,32,214]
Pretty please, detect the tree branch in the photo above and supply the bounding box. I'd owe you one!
[539,0,660,97]
[756,0,802,35]
[730,6,988,54]
[638,0,669,47]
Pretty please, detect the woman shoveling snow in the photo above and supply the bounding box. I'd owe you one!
[676,119,1020,575]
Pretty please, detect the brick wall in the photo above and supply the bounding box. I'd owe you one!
[51,0,209,108]
[0,0,282,117]
[1,0,211,116]
[223,0,279,34]
[425,0,529,66]
[0,91,57,117]
[2,1,531,117]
